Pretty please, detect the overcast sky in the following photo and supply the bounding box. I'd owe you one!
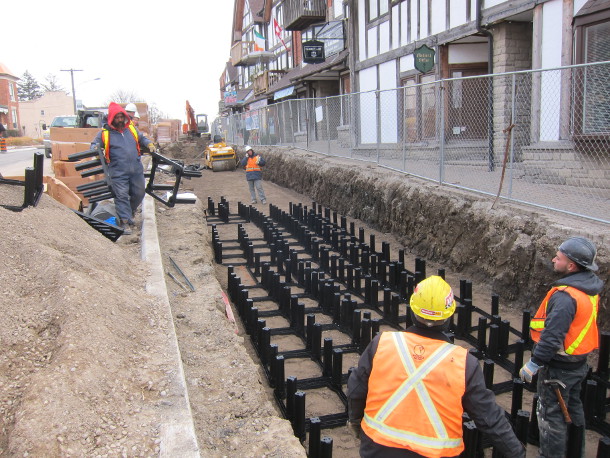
[3,0,235,122]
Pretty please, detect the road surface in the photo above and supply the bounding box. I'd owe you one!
[0,146,53,177]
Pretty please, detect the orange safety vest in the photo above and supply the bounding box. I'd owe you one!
[101,124,140,163]
[530,285,599,355]
[245,155,261,172]
[361,332,467,458]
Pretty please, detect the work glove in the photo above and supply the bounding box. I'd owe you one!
[148,143,156,153]
[255,155,261,165]
[347,420,361,439]
[519,359,541,383]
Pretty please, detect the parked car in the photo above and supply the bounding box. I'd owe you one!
[43,115,77,158]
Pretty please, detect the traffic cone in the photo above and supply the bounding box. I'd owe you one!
[0,138,6,153]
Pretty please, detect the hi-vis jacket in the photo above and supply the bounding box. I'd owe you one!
[347,327,525,458]
[102,124,140,163]
[91,102,152,167]
[361,332,466,457]
[528,270,603,369]
[240,153,265,181]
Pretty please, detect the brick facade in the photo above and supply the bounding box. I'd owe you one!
[0,64,21,132]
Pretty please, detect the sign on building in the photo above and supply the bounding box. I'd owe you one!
[414,44,435,73]
[303,40,325,64]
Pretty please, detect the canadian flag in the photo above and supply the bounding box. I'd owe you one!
[274,17,290,53]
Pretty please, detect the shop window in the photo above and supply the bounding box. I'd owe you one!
[574,9,610,136]
[368,0,389,22]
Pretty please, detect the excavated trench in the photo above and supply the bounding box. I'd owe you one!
[257,146,609,327]
[170,143,610,456]
[204,194,609,457]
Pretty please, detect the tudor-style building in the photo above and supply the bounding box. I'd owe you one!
[221,0,609,161]
[222,0,349,143]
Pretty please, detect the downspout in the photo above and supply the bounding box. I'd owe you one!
[476,0,495,171]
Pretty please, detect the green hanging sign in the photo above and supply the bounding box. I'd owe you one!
[414,44,435,73]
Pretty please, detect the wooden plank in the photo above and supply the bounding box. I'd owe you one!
[44,176,84,211]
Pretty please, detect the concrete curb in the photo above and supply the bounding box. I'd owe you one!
[140,194,200,457]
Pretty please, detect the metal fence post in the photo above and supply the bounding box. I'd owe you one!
[401,86,407,172]
[376,90,381,164]
[326,98,331,154]
[439,81,445,185]
[508,73,517,199]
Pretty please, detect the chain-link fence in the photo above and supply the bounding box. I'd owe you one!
[219,61,610,223]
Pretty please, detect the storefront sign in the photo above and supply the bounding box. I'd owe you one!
[414,44,435,73]
[303,40,325,64]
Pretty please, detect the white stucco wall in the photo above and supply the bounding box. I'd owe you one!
[430,0,446,35]
[411,0,419,40]
[400,54,416,73]
[359,0,367,61]
[400,2,409,46]
[420,0,429,38]
[450,0,468,29]
[392,3,400,49]
[359,66,378,144]
[379,60,398,143]
[379,20,390,54]
[539,0,563,141]
[368,26,378,58]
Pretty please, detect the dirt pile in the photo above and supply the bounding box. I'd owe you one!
[260,146,609,327]
[0,183,305,457]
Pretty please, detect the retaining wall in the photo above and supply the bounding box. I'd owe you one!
[256,146,610,329]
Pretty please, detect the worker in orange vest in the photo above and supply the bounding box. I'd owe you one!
[347,275,525,458]
[520,237,602,458]
[240,145,267,205]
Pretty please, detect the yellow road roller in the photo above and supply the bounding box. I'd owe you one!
[203,138,238,172]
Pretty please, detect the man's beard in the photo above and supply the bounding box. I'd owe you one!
[113,120,125,129]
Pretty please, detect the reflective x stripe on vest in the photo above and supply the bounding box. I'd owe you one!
[246,156,261,172]
[530,285,599,355]
[362,332,465,457]
[102,124,140,162]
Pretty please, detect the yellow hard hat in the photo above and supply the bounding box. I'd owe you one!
[410,276,456,321]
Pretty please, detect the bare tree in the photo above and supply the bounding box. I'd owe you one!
[148,103,170,125]
[41,74,65,92]
[105,89,139,104]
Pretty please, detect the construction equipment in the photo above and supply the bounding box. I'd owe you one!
[185,100,211,142]
[202,136,237,172]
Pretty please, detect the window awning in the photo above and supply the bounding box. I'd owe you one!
[273,86,295,100]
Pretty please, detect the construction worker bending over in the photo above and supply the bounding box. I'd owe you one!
[91,102,156,235]
[240,145,266,205]
[520,237,603,458]
[348,276,525,458]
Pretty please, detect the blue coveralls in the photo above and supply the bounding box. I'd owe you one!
[92,125,152,224]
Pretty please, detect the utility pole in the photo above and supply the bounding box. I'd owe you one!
[61,68,83,114]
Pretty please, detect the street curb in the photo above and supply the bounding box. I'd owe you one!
[140,194,201,457]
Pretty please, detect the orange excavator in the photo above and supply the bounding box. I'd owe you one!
[184,100,210,141]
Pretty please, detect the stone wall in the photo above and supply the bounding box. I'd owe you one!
[258,146,610,328]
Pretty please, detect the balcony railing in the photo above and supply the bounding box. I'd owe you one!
[230,41,275,67]
[282,0,327,31]
[253,70,287,96]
